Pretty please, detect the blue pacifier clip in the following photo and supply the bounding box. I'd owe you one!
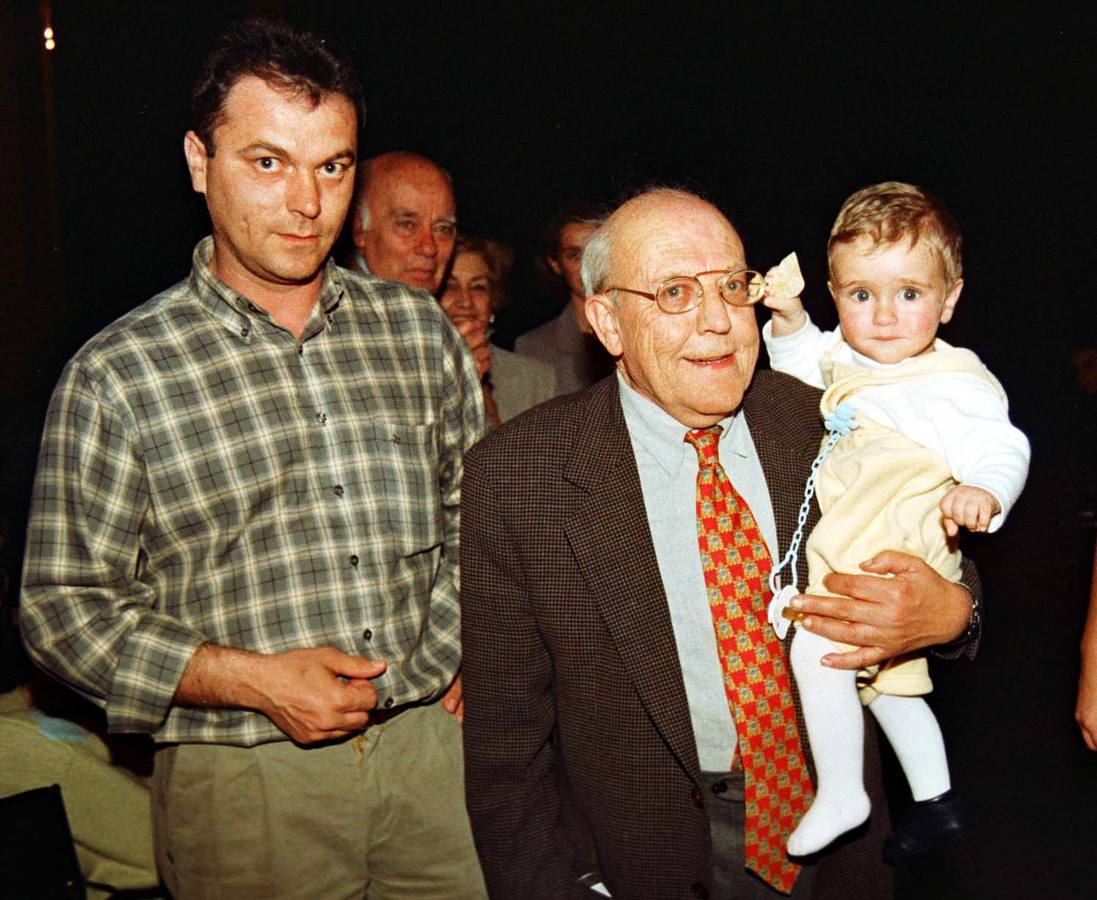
[766,401,858,638]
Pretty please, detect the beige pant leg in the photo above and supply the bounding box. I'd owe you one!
[152,702,485,900]
[364,702,486,900]
[152,737,368,900]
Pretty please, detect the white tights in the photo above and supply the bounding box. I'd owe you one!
[785,628,950,856]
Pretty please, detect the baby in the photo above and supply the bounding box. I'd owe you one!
[762,182,1030,859]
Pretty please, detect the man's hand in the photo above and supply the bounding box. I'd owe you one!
[176,644,387,744]
[1076,648,1097,751]
[790,550,972,669]
[1075,541,1097,750]
[252,648,387,743]
[453,318,492,380]
[940,484,1001,537]
[441,672,464,723]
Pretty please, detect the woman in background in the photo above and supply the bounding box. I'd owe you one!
[440,235,556,426]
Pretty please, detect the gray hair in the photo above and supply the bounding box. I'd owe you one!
[580,223,614,297]
[581,186,712,298]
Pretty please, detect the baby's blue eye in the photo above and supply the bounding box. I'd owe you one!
[852,289,871,302]
[901,288,919,301]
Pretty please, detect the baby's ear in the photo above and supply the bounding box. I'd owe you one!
[939,278,964,324]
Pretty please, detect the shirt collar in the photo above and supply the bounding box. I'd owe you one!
[353,253,372,276]
[847,343,903,372]
[845,337,949,371]
[618,372,745,478]
[189,236,347,340]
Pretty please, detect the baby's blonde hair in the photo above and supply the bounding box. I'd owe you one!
[828,181,962,284]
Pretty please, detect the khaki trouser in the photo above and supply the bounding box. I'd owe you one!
[152,701,486,899]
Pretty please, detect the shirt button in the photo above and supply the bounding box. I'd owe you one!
[383,697,394,709]
[690,787,703,809]
[333,485,344,497]
[362,628,372,640]
[711,779,728,795]
[239,324,250,338]
[316,412,327,424]
[349,554,359,567]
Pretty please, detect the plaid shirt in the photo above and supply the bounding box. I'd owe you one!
[20,237,484,746]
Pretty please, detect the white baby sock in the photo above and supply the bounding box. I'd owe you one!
[786,628,871,856]
[868,692,951,801]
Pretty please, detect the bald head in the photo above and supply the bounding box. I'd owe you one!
[352,151,457,293]
[583,188,761,427]
[581,189,709,297]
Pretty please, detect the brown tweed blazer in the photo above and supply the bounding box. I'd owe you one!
[460,371,895,899]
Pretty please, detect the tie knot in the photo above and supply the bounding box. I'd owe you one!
[684,425,723,463]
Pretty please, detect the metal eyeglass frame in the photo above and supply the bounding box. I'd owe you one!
[604,268,764,314]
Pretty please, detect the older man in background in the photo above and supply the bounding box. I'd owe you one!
[350,150,457,294]
[352,151,552,425]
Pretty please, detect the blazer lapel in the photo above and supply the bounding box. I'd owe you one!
[562,379,702,782]
[744,378,822,559]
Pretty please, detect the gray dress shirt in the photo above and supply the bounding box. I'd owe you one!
[618,375,781,771]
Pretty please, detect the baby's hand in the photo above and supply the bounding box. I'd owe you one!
[763,252,807,336]
[940,485,1001,537]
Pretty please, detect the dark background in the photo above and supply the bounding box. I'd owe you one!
[2,2,1095,897]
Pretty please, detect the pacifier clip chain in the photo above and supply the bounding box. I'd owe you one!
[767,402,858,639]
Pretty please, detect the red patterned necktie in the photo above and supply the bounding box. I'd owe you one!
[685,426,813,894]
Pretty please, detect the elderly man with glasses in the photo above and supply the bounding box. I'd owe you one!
[459,187,980,900]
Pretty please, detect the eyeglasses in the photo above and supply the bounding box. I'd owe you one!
[605,268,765,315]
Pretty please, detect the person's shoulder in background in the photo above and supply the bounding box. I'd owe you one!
[490,345,557,423]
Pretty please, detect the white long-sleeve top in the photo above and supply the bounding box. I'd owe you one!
[763,316,1030,531]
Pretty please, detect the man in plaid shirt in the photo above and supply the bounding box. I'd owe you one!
[20,18,486,898]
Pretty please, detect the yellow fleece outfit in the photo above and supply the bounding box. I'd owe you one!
[805,342,1008,702]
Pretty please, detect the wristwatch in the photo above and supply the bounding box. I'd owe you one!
[938,592,981,651]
